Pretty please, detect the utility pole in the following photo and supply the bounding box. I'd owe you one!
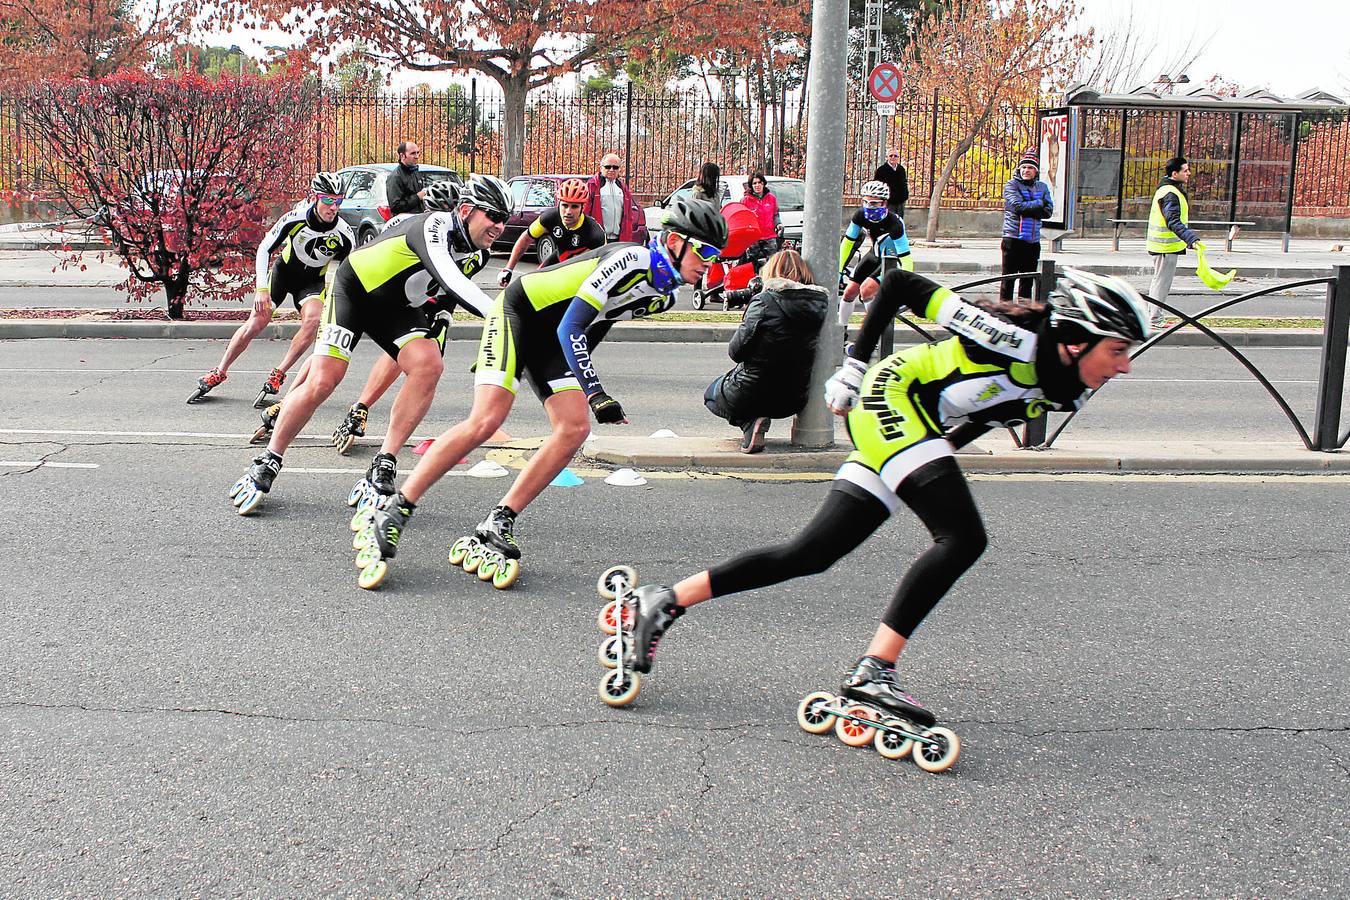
[864,0,887,168]
[791,0,850,449]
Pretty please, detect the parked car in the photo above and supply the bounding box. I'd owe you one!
[335,164,462,246]
[501,174,649,256]
[643,175,806,249]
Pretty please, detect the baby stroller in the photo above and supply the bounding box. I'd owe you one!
[692,202,777,312]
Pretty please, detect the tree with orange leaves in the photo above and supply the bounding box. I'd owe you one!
[0,0,192,90]
[222,0,759,178]
[908,0,1088,240]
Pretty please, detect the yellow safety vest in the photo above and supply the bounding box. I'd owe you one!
[1147,184,1189,254]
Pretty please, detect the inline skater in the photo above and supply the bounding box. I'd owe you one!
[353,198,727,590]
[611,267,1149,729]
[498,178,605,286]
[251,181,490,454]
[837,181,913,327]
[229,175,510,515]
[189,173,356,406]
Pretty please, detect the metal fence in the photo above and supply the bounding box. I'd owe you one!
[6,85,1350,218]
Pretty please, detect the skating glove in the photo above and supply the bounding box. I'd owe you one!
[497,268,513,287]
[824,357,869,415]
[588,391,627,424]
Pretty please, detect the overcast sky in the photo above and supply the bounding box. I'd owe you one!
[216,0,1349,98]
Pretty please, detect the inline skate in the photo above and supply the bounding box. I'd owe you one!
[332,402,368,455]
[253,368,285,408]
[593,568,684,707]
[227,451,282,515]
[794,656,961,772]
[353,492,415,590]
[346,452,398,531]
[186,367,226,404]
[250,401,282,445]
[446,504,521,590]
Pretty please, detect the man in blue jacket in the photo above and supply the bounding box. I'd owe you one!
[1000,149,1053,300]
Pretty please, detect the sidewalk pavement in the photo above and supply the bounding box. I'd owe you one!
[0,230,1346,285]
[581,434,1350,474]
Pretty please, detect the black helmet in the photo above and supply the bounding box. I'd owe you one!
[661,197,727,249]
[1049,268,1151,343]
[311,171,344,195]
[460,174,514,218]
[423,180,461,211]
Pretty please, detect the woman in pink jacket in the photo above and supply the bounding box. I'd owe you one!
[741,172,780,252]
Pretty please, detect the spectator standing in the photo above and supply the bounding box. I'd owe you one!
[872,149,909,220]
[386,141,426,217]
[740,172,780,252]
[1146,156,1201,328]
[584,153,641,242]
[692,162,727,206]
[703,250,828,453]
[1000,148,1052,301]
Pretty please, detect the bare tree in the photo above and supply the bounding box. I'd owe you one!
[1071,2,1212,92]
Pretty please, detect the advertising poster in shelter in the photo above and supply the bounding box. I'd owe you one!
[1038,108,1071,230]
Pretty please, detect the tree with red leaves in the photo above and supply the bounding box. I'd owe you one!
[21,73,320,317]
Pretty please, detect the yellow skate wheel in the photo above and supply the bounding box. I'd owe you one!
[597,635,623,669]
[350,507,373,532]
[462,547,483,574]
[597,668,641,707]
[352,527,373,551]
[795,691,838,735]
[874,718,916,761]
[355,543,381,570]
[834,704,878,747]
[491,559,520,590]
[447,536,473,566]
[911,726,961,774]
[596,565,637,601]
[357,560,388,590]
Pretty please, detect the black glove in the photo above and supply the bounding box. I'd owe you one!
[588,391,626,424]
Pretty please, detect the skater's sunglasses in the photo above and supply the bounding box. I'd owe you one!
[602,164,621,170]
[316,194,345,206]
[473,207,511,224]
[681,236,722,261]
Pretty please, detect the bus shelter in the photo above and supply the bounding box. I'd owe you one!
[1040,84,1347,251]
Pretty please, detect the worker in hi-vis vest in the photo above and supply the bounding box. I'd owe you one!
[1146,155,1202,328]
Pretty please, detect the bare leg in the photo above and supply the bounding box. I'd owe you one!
[862,625,907,664]
[498,389,590,513]
[269,296,323,377]
[358,353,405,409]
[215,304,275,375]
[267,355,349,455]
[400,385,515,504]
[379,338,444,455]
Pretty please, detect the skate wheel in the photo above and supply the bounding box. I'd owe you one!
[491,558,520,590]
[597,599,627,636]
[462,547,483,574]
[874,718,915,761]
[447,536,473,566]
[337,433,357,456]
[352,526,373,552]
[596,565,637,601]
[597,668,641,707]
[345,482,365,508]
[795,691,838,735]
[350,507,373,532]
[597,635,623,669]
[249,428,270,446]
[355,543,381,570]
[477,556,499,581]
[357,560,388,590]
[228,478,247,500]
[834,704,878,747]
[911,726,961,774]
[235,487,264,516]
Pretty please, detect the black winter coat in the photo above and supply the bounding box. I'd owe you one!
[386,163,425,217]
[705,278,829,424]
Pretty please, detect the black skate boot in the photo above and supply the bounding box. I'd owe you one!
[228,450,282,515]
[355,493,416,590]
[332,402,368,455]
[250,401,282,445]
[475,504,522,560]
[626,585,685,674]
[840,656,936,728]
[253,368,285,408]
[367,452,398,498]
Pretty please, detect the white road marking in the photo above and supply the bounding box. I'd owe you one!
[0,461,99,469]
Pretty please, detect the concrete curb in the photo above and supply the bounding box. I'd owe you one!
[0,319,1329,346]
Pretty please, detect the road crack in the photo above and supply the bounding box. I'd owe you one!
[0,443,68,477]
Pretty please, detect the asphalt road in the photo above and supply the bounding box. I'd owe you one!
[0,337,1347,896]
